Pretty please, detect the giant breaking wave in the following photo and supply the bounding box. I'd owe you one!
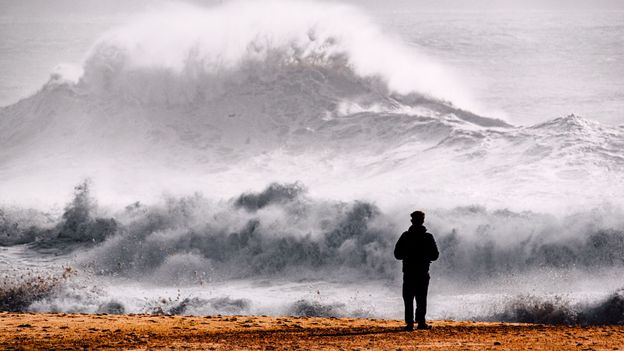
[0,0,623,324]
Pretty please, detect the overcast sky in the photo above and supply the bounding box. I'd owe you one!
[2,0,624,17]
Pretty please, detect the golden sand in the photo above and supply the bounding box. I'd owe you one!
[0,312,622,350]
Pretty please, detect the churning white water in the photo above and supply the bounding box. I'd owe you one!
[0,1,623,324]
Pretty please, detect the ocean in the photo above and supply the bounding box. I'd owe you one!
[0,1,622,324]
[2,9,624,125]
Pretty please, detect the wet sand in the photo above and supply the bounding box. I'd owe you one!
[1,312,622,350]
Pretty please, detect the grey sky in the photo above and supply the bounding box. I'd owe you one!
[2,0,623,17]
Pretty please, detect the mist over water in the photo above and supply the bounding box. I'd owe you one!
[0,1,623,324]
[1,181,623,323]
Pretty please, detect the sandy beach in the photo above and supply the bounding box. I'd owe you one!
[1,312,622,350]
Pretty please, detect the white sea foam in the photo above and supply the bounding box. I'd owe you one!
[1,183,623,323]
[0,1,622,323]
[78,1,474,109]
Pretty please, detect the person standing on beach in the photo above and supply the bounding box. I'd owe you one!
[394,210,439,330]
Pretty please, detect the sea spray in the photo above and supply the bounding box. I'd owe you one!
[2,182,624,282]
[1,181,623,322]
[489,289,624,325]
[0,267,75,312]
[80,1,472,108]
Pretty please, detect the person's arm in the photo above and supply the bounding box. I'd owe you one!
[428,234,439,261]
[394,233,406,260]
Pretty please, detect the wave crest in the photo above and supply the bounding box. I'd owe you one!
[77,1,471,109]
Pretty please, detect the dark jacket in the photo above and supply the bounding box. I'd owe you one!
[394,225,439,274]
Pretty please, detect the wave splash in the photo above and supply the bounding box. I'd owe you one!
[489,289,624,325]
[4,2,622,212]
[1,181,623,323]
[3,181,624,282]
[77,1,472,109]
[0,1,623,324]
[0,0,518,209]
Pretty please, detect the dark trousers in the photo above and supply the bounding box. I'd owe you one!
[402,273,430,326]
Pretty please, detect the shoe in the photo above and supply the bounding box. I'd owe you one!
[417,324,432,330]
[404,324,414,331]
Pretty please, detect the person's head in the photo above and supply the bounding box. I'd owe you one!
[410,210,425,225]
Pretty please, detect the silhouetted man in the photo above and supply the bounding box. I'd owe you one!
[394,210,439,330]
